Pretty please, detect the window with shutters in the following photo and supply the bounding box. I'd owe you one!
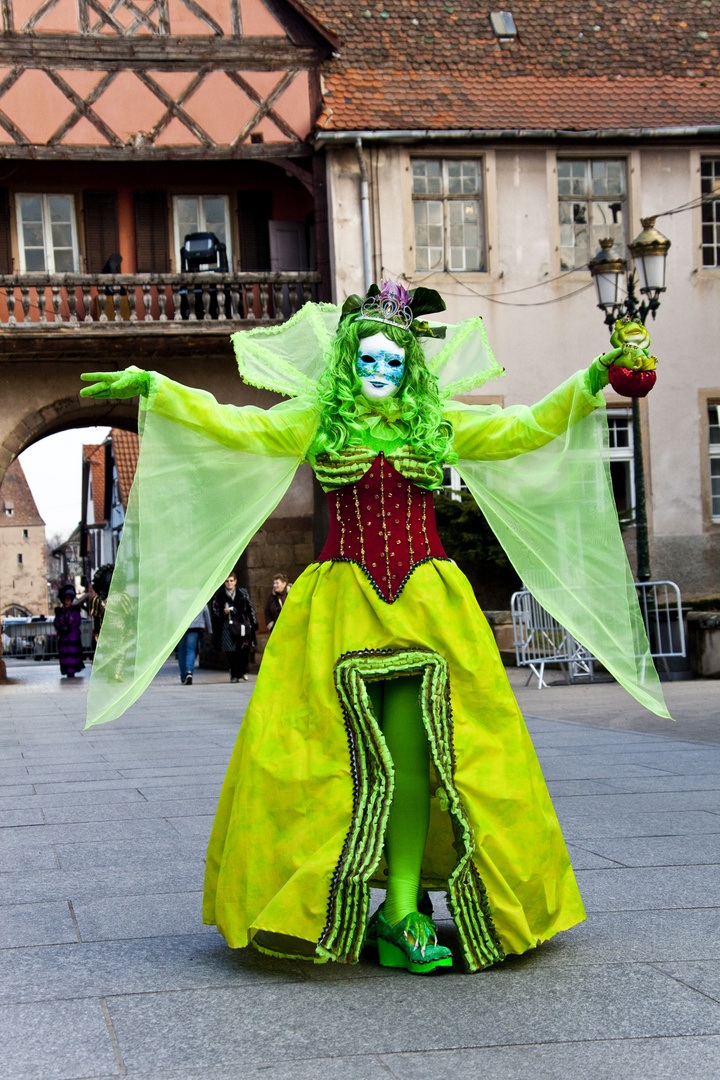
[172,195,232,269]
[15,194,79,273]
[83,191,119,273]
[134,191,170,273]
[237,191,272,270]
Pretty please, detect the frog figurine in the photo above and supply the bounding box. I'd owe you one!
[606,318,658,396]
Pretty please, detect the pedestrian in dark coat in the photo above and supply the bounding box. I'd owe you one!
[264,573,290,634]
[212,571,258,682]
[54,585,85,677]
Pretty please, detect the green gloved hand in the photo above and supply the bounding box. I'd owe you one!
[588,348,623,394]
[80,367,150,400]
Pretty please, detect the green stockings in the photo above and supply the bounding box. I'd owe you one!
[366,675,430,926]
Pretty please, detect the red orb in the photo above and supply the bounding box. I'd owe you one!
[607,367,657,398]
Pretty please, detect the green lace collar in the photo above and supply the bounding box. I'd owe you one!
[352,395,411,448]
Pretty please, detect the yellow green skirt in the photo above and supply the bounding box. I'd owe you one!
[202,559,585,971]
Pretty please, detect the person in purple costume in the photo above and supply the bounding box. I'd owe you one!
[54,585,85,678]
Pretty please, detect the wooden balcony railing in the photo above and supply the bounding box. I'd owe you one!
[0,271,322,328]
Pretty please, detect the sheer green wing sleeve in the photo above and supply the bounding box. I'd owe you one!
[445,368,604,461]
[146,372,317,457]
[445,371,670,719]
[85,379,318,728]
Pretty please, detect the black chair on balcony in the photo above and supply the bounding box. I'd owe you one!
[179,232,229,319]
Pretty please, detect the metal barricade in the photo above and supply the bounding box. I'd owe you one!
[510,590,595,689]
[510,580,686,688]
[635,581,686,674]
[2,616,94,660]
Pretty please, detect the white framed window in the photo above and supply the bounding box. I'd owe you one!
[709,403,720,522]
[557,159,627,270]
[442,465,468,502]
[172,195,232,268]
[15,194,79,273]
[701,159,720,269]
[412,159,485,273]
[607,408,635,520]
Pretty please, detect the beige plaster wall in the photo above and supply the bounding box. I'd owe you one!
[325,141,720,598]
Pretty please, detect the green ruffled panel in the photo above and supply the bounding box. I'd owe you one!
[323,648,505,972]
[312,447,377,491]
[312,445,444,493]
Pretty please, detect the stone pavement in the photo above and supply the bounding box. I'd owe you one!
[1,657,719,1080]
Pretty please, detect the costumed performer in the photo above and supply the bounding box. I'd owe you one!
[54,584,87,678]
[79,282,670,976]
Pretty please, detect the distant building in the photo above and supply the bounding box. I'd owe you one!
[0,459,47,616]
[82,428,139,582]
[51,525,83,599]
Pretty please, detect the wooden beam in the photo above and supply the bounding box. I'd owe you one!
[0,323,287,364]
[1,0,14,32]
[0,34,327,70]
[0,141,314,161]
[272,156,314,193]
[229,70,302,147]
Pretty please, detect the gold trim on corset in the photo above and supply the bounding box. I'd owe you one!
[352,487,366,564]
[422,496,430,556]
[379,459,392,594]
[335,494,346,557]
[406,485,414,564]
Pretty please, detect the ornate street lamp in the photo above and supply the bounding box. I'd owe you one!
[588,237,627,323]
[588,220,671,583]
[629,216,672,300]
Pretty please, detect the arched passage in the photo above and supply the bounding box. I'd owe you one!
[1,399,138,488]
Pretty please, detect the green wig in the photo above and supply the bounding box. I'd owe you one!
[312,317,457,465]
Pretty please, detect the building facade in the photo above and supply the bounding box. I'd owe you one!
[0,459,47,617]
[0,0,337,617]
[310,0,720,600]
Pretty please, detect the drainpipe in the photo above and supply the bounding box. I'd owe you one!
[355,137,373,291]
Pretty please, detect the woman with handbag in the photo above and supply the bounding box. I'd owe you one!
[212,571,257,682]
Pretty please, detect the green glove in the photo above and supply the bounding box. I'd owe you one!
[587,348,623,394]
[80,366,150,400]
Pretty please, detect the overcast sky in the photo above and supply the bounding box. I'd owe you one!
[19,427,111,544]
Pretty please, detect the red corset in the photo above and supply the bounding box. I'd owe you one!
[318,453,447,602]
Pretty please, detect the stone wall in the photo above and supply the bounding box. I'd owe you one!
[241,515,315,630]
[0,521,47,616]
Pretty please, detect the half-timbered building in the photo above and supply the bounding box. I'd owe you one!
[0,0,337,622]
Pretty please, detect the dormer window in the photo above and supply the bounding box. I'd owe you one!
[489,11,517,39]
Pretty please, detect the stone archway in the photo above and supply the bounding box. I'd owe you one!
[1,396,139,487]
[0,334,317,682]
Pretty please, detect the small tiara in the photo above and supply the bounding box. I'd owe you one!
[359,293,413,329]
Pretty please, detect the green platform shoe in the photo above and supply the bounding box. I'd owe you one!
[364,890,433,950]
[375,909,453,974]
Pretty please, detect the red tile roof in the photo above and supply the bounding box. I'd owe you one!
[304,0,720,131]
[0,459,45,528]
[111,429,138,511]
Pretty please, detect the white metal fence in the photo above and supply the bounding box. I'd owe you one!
[2,617,94,660]
[510,580,686,688]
